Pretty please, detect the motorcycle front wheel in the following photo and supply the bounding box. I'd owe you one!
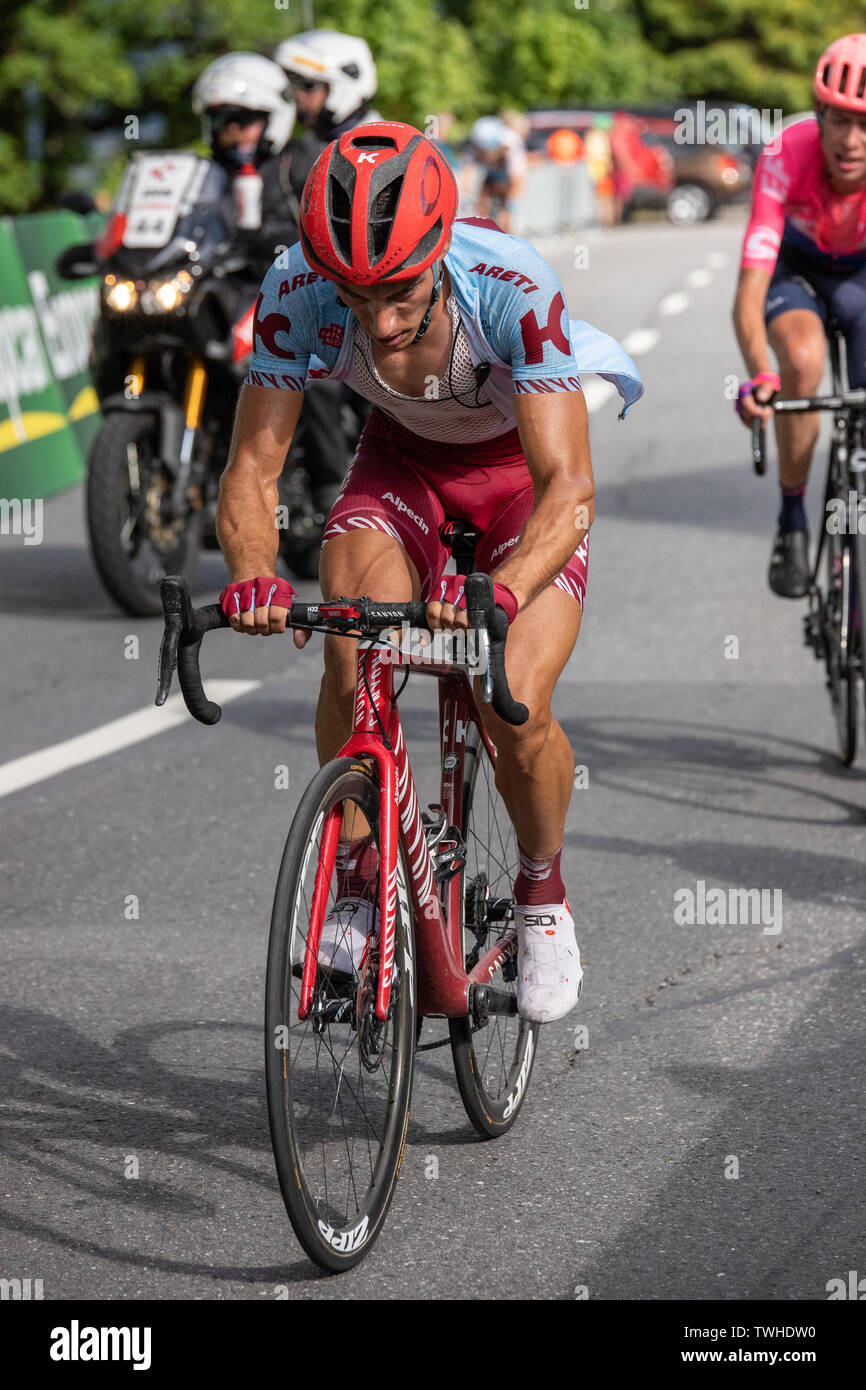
[86,410,201,616]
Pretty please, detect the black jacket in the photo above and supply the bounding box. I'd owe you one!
[225,136,324,283]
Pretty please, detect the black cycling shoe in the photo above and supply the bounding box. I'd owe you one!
[768,528,811,598]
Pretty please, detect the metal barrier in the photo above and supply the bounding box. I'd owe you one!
[458,160,597,236]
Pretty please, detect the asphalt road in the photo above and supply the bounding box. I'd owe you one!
[1,211,864,1301]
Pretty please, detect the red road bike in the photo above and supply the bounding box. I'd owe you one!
[156,522,538,1272]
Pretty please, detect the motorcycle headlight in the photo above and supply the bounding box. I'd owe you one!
[141,271,195,315]
[154,280,181,312]
[104,276,137,312]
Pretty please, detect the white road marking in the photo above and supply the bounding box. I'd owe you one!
[684,268,712,289]
[0,681,260,799]
[706,251,729,269]
[659,291,691,316]
[621,328,660,356]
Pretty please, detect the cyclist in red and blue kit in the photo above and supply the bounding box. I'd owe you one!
[734,34,866,596]
[216,121,641,1024]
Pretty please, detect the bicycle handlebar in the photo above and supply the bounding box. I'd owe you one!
[154,573,529,728]
[749,387,866,474]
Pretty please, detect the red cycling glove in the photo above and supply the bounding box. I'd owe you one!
[435,573,519,625]
[736,370,780,422]
[219,575,296,620]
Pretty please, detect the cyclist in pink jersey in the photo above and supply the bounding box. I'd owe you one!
[734,34,866,597]
[215,121,641,1024]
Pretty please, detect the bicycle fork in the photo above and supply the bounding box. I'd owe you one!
[297,739,425,1026]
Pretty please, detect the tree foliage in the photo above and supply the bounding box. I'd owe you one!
[3,0,866,211]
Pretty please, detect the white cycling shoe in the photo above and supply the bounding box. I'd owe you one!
[316,897,376,976]
[514,900,583,1024]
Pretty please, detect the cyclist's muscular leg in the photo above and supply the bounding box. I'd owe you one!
[472,585,581,859]
[315,530,422,766]
[768,309,825,488]
[471,583,583,1022]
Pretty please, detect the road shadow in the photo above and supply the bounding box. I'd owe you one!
[558,713,866,829]
[571,926,866,1298]
[0,1008,320,1285]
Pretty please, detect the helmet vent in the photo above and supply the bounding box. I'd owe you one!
[370,178,403,260]
[351,135,396,150]
[822,62,832,87]
[328,177,353,262]
[840,62,851,92]
[857,67,866,100]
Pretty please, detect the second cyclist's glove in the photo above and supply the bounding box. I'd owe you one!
[736,370,780,422]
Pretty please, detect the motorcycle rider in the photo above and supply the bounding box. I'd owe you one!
[192,53,307,300]
[59,53,302,288]
[273,30,380,141]
[271,30,382,518]
[194,52,355,525]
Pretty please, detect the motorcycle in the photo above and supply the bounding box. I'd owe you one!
[59,150,356,614]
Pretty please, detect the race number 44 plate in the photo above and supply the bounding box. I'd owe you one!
[123,154,202,249]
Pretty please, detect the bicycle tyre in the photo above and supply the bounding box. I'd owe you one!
[825,527,858,766]
[265,757,416,1272]
[449,722,538,1139]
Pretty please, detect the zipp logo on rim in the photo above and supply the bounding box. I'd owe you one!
[318,1213,370,1252]
[502,1029,534,1119]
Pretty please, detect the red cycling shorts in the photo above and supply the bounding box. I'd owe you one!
[321,407,588,608]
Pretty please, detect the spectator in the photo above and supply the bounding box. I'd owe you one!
[469,114,526,232]
[584,114,616,226]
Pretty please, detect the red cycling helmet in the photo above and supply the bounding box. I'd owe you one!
[299,120,458,285]
[814,34,866,113]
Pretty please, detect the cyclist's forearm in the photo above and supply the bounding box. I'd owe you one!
[216,382,302,579]
[217,461,281,579]
[491,478,592,610]
[733,269,774,377]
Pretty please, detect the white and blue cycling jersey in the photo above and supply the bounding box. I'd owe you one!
[246,217,643,430]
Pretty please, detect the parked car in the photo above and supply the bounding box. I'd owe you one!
[643,131,753,224]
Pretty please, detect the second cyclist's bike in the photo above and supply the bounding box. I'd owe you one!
[752,324,866,764]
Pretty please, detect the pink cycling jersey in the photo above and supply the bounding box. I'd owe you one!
[741,118,866,272]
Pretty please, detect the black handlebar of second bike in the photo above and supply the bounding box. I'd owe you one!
[750,386,866,474]
[154,573,529,728]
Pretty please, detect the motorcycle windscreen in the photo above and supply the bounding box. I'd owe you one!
[121,154,214,250]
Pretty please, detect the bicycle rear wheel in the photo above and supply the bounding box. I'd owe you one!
[449,723,538,1138]
[265,758,416,1272]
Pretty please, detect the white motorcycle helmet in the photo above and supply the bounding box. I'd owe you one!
[192,53,296,166]
[273,30,377,127]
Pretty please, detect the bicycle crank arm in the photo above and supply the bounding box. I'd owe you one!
[470,983,519,1027]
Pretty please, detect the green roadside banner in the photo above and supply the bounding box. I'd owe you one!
[0,211,102,503]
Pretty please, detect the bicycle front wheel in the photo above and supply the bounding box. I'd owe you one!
[824,528,858,765]
[265,758,416,1272]
[449,722,539,1138]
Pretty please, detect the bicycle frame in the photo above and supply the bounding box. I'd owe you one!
[299,625,519,1024]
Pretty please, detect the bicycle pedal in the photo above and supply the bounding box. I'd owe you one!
[803,610,824,658]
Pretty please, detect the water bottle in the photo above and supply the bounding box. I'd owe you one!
[234,164,263,230]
